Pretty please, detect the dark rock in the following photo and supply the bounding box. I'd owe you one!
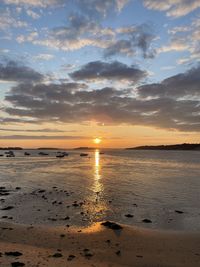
[1,206,14,210]
[125,214,133,218]
[101,221,122,230]
[142,219,152,223]
[175,210,184,214]
[38,190,45,193]
[116,250,121,256]
[52,253,62,258]
[82,249,94,258]
[11,262,25,267]
[5,251,23,257]
[67,254,75,261]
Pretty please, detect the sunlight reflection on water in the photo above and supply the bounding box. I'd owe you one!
[0,149,200,230]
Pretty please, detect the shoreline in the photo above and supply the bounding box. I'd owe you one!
[0,221,200,266]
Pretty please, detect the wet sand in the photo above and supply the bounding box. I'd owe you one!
[0,221,200,266]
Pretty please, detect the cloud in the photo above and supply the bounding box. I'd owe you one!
[3,65,200,132]
[104,24,156,58]
[157,38,189,53]
[143,0,200,18]
[158,16,200,67]
[0,135,88,140]
[70,61,147,82]
[26,9,40,19]
[74,0,129,17]
[0,8,27,30]
[33,53,54,61]
[0,60,44,83]
[3,0,64,8]
[137,65,200,99]
[30,13,115,51]
[0,127,74,133]
[15,12,155,58]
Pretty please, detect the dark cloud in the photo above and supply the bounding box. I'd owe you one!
[0,60,44,83]
[104,24,156,58]
[70,61,147,82]
[4,66,200,132]
[137,65,200,98]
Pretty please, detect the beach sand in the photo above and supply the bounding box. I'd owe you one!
[0,221,200,266]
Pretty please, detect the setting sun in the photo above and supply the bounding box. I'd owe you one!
[93,138,102,144]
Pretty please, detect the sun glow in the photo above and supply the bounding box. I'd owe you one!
[93,137,102,144]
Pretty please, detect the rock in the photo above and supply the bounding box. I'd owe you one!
[142,219,152,223]
[52,252,62,257]
[1,206,14,210]
[5,251,23,257]
[125,214,133,218]
[38,190,45,193]
[116,250,121,256]
[101,221,123,230]
[82,249,94,258]
[175,210,184,214]
[0,187,6,190]
[11,262,25,267]
[67,254,75,261]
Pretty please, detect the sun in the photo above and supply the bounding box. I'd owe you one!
[93,137,102,144]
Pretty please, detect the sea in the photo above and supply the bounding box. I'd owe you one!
[0,149,200,231]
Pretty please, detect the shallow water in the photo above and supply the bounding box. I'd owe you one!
[0,149,200,231]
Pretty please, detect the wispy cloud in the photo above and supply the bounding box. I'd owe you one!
[143,0,200,18]
[0,135,88,139]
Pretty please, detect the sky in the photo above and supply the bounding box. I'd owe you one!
[0,0,199,148]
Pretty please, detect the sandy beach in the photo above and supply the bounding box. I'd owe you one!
[0,221,200,266]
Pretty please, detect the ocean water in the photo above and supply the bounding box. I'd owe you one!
[0,149,200,231]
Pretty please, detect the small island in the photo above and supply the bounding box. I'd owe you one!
[126,143,200,151]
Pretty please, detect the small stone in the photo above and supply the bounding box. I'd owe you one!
[11,262,25,267]
[125,214,133,218]
[142,219,152,223]
[52,253,62,258]
[116,250,121,256]
[67,254,75,261]
[175,210,184,214]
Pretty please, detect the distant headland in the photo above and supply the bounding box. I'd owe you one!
[0,147,23,150]
[126,143,200,151]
